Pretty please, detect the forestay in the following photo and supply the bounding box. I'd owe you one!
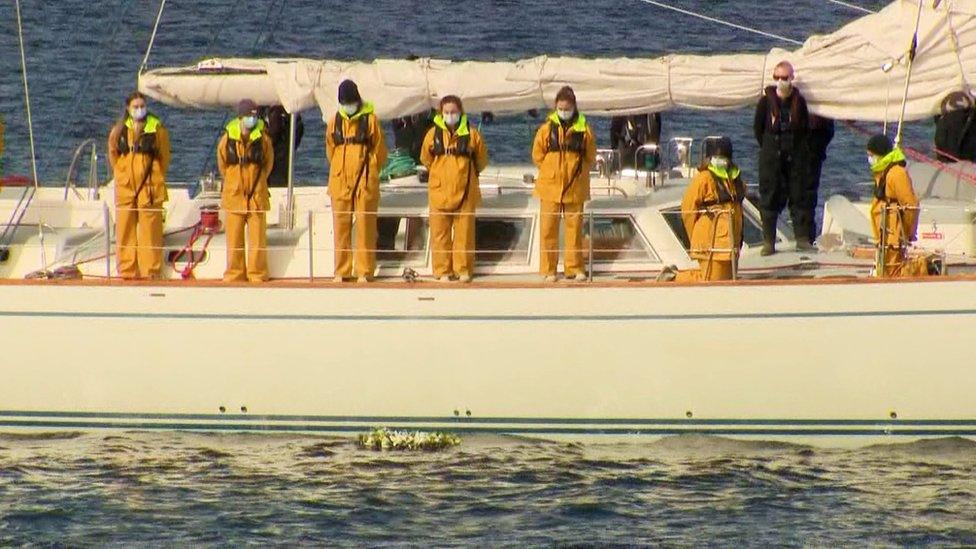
[138,1,976,122]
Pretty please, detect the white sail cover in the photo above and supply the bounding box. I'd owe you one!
[138,0,976,122]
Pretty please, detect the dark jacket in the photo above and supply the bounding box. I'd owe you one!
[610,113,662,168]
[935,107,976,162]
[265,106,304,186]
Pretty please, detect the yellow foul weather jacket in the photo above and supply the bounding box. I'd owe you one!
[420,113,489,211]
[325,102,388,203]
[681,164,746,261]
[869,148,920,248]
[217,119,274,213]
[531,112,597,204]
[108,114,171,207]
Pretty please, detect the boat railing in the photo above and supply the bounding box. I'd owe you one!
[380,182,630,198]
[63,139,102,201]
[0,186,35,262]
[7,202,965,281]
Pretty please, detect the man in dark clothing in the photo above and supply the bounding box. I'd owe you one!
[754,61,813,254]
[263,105,304,187]
[805,114,834,240]
[610,113,662,169]
[392,109,436,164]
[934,92,976,162]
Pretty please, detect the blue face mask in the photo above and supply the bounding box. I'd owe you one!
[341,103,359,116]
[557,109,574,122]
[130,107,148,121]
[242,116,257,130]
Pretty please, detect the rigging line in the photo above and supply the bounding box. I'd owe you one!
[824,0,875,14]
[139,0,168,74]
[200,0,288,176]
[14,0,39,190]
[40,0,131,173]
[634,0,803,46]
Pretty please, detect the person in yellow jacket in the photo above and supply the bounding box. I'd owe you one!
[680,137,745,281]
[107,92,171,279]
[531,86,597,282]
[217,99,274,282]
[420,96,489,282]
[866,134,929,278]
[326,79,388,283]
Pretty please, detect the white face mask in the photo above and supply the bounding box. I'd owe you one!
[867,154,878,167]
[130,107,148,121]
[710,156,729,170]
[442,112,461,127]
[341,103,359,116]
[557,109,575,122]
[776,79,793,95]
[242,115,258,130]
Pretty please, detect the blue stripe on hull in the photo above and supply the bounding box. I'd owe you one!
[1,309,976,322]
[1,413,975,437]
[2,410,976,427]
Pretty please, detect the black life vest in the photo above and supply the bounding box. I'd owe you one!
[332,112,370,146]
[430,128,472,157]
[548,121,586,154]
[702,168,745,208]
[226,136,263,165]
[116,117,160,156]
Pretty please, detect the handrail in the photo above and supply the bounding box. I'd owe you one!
[63,139,100,201]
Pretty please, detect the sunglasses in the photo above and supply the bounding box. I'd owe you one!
[773,75,792,81]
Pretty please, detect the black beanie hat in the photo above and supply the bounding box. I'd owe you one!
[867,134,893,156]
[338,80,362,104]
[706,136,734,159]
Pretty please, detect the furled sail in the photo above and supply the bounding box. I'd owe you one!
[138,0,976,122]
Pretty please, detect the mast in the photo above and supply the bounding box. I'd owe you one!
[894,0,926,147]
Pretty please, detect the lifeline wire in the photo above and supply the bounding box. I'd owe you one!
[140,0,168,74]
[634,0,803,46]
[824,0,876,14]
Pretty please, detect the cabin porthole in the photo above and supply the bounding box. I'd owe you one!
[685,410,693,419]
[889,411,898,420]
[218,405,226,413]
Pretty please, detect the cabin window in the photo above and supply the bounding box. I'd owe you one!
[661,207,770,250]
[583,215,658,262]
[376,215,429,265]
[475,217,532,265]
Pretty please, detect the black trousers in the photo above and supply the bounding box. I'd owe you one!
[759,148,815,243]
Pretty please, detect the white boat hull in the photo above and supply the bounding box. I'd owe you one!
[1,277,974,446]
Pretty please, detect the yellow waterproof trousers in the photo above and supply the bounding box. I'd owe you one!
[430,199,476,278]
[539,200,584,277]
[331,196,378,278]
[116,205,163,279]
[881,248,929,278]
[674,260,734,282]
[224,211,268,282]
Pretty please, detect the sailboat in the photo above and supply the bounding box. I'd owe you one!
[1,0,974,445]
